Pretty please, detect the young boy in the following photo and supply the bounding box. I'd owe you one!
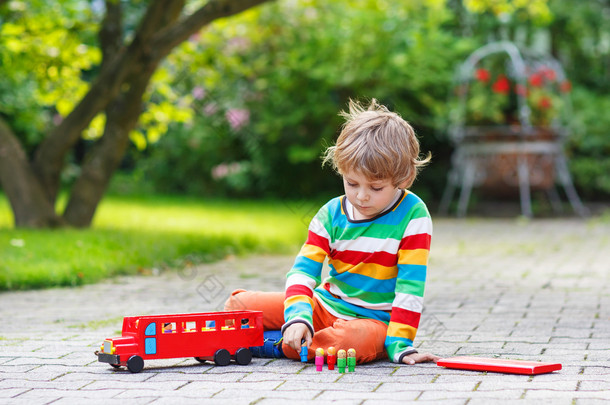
[225,99,438,365]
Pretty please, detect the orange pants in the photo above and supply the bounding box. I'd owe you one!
[224,289,388,364]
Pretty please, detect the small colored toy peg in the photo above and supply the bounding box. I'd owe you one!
[315,348,324,371]
[300,338,308,362]
[337,349,347,373]
[326,346,337,370]
[347,348,356,372]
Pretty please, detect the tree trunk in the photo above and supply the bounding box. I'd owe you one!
[0,119,63,227]
[63,65,157,227]
[29,0,182,203]
[31,34,147,203]
[62,0,183,227]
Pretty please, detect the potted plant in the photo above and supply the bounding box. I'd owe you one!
[463,64,572,128]
[441,41,588,217]
[451,43,573,194]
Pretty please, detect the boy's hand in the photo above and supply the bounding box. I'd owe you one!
[402,352,440,365]
[283,323,312,352]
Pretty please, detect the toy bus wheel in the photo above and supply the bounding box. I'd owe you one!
[127,355,144,373]
[234,348,252,365]
[111,364,121,369]
[214,349,231,366]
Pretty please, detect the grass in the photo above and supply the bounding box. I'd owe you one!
[0,193,319,291]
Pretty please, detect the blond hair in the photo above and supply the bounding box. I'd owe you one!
[322,98,430,188]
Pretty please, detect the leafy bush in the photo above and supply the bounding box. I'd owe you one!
[3,0,607,202]
[135,0,610,201]
[567,88,610,199]
[135,0,465,199]
[0,0,100,153]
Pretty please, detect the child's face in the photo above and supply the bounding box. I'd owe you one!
[342,169,405,220]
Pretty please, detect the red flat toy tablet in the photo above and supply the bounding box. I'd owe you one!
[437,356,561,375]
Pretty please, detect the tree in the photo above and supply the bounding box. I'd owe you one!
[0,0,272,228]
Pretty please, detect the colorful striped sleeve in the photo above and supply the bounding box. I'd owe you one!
[385,211,432,363]
[281,212,331,336]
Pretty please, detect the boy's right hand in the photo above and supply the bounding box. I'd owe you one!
[283,323,312,352]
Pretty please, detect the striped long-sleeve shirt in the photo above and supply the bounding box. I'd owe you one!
[281,190,432,363]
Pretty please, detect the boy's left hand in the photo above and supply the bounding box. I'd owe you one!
[402,352,440,365]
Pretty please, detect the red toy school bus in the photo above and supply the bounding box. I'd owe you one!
[96,310,263,373]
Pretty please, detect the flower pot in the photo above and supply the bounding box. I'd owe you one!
[462,126,559,197]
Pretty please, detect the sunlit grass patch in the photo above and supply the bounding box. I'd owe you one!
[0,194,316,290]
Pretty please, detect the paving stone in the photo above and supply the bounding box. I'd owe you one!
[2,399,65,405]
[525,390,610,399]
[257,400,362,405]
[145,370,249,383]
[316,389,420,401]
[388,400,468,405]
[15,387,126,399]
[53,370,153,382]
[0,378,91,390]
[179,379,281,392]
[52,399,152,405]
[578,380,610,391]
[0,218,608,403]
[375,381,478,392]
[477,379,579,391]
[418,389,524,401]
[0,388,30,398]
[113,388,219,400]
[575,400,610,405]
[469,400,572,405]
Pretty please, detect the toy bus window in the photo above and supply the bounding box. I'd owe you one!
[241,318,250,329]
[222,319,236,331]
[145,337,157,355]
[203,320,216,331]
[163,322,176,333]
[183,321,196,333]
[145,322,156,336]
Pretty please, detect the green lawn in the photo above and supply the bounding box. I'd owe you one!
[0,194,319,290]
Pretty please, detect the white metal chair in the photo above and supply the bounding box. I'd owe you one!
[439,41,588,217]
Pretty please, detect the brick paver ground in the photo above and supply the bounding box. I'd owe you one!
[1,217,609,404]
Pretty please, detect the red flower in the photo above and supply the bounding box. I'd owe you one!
[529,73,544,87]
[492,75,510,94]
[542,67,556,82]
[475,68,491,83]
[538,96,553,109]
[560,80,572,93]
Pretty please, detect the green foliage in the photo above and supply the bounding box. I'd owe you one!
[131,0,608,200]
[129,67,195,150]
[0,0,192,155]
[0,0,100,152]
[543,0,610,198]
[567,88,610,199]
[1,0,608,201]
[464,0,552,24]
[0,193,310,290]
[136,0,465,198]
[548,0,610,93]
